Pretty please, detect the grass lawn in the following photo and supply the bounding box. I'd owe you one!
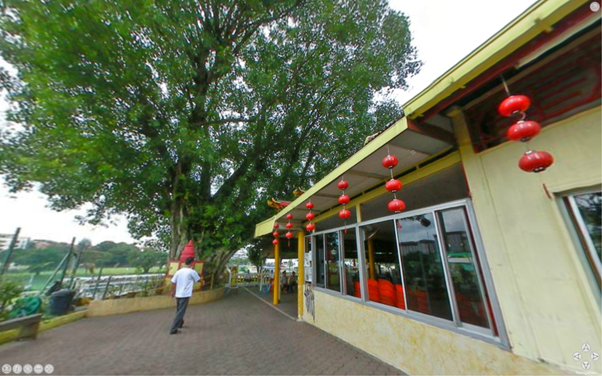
[4,267,165,292]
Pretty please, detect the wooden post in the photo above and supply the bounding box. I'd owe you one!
[58,237,76,287]
[92,267,103,299]
[0,227,21,279]
[273,241,280,305]
[102,276,112,299]
[297,232,305,320]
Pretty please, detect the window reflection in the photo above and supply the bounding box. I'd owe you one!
[325,232,341,292]
[397,214,453,320]
[342,230,359,297]
[574,192,602,262]
[438,208,490,328]
[315,234,325,287]
[361,221,404,309]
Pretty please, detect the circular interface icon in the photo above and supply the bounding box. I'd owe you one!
[591,2,601,12]
[573,352,582,361]
[2,365,11,374]
[13,364,22,374]
[44,365,53,375]
[582,343,591,352]
[33,364,43,374]
[23,365,33,374]
[591,352,600,362]
[582,361,591,370]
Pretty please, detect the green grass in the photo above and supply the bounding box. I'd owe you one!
[4,267,165,292]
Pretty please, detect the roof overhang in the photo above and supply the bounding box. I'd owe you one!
[401,0,590,120]
[254,116,455,237]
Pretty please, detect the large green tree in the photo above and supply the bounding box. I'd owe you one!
[0,0,420,279]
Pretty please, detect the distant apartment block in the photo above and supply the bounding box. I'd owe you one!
[0,234,31,251]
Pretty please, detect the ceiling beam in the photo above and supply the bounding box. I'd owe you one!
[347,169,389,180]
[407,119,456,145]
[313,193,339,199]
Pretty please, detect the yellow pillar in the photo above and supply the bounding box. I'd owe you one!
[368,238,376,280]
[273,241,280,305]
[297,231,305,320]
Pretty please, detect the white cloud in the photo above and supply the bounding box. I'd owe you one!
[0,0,536,243]
[388,0,535,104]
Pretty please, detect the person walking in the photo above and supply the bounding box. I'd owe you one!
[170,257,200,335]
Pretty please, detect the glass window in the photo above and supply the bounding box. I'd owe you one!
[315,234,325,287]
[362,221,404,308]
[438,208,491,329]
[342,230,360,297]
[304,237,312,283]
[566,191,602,287]
[325,232,341,292]
[397,213,453,321]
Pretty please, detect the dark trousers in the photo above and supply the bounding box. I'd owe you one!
[170,297,189,334]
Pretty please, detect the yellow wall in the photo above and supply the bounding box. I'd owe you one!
[87,288,225,317]
[451,107,602,373]
[306,290,565,375]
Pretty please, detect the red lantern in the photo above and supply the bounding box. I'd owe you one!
[385,179,402,193]
[272,231,279,238]
[273,239,279,245]
[388,199,406,213]
[306,212,315,221]
[339,208,351,219]
[518,150,554,173]
[273,223,279,229]
[507,120,541,142]
[286,222,293,229]
[306,223,316,232]
[285,213,293,220]
[337,180,349,190]
[306,202,314,209]
[499,95,531,117]
[382,154,398,169]
[286,231,293,239]
[338,195,350,205]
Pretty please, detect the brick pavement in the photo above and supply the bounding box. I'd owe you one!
[0,290,404,375]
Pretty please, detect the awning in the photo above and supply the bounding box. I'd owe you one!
[254,115,455,238]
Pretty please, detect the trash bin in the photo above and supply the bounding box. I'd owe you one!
[49,289,75,316]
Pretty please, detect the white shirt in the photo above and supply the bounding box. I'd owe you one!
[171,267,201,298]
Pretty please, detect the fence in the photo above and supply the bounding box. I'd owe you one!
[67,273,165,300]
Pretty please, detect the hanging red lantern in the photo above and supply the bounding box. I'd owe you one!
[306,202,314,209]
[306,223,315,232]
[385,179,402,193]
[338,195,350,205]
[498,95,531,117]
[382,154,398,169]
[339,209,351,219]
[273,223,279,229]
[507,120,541,142]
[306,212,315,221]
[337,180,349,190]
[518,150,554,173]
[273,239,279,245]
[285,222,293,229]
[388,199,406,213]
[272,231,279,238]
[285,213,293,220]
[286,231,293,239]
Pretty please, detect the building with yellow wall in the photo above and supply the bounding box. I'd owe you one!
[255,1,601,374]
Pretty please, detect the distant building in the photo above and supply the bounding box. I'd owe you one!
[0,234,31,251]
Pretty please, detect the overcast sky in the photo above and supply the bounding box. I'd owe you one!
[0,0,536,245]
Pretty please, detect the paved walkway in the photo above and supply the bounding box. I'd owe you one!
[245,285,298,319]
[0,290,403,375]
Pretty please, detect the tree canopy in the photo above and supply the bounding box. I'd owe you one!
[0,0,421,276]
